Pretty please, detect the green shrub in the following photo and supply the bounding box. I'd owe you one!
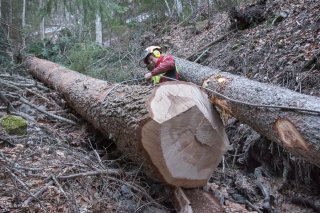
[68,42,106,73]
[26,36,135,83]
[26,35,78,63]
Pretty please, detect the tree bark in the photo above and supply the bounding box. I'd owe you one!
[95,11,102,46]
[26,57,229,188]
[7,0,12,40]
[175,0,183,20]
[164,0,171,15]
[175,57,320,167]
[39,0,45,40]
[22,0,26,47]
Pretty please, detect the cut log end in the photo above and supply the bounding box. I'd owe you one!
[142,82,229,188]
[275,118,310,152]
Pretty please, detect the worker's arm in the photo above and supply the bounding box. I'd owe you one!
[151,55,175,76]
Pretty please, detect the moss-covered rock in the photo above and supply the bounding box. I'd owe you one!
[0,115,28,135]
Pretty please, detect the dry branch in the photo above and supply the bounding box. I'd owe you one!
[19,96,76,125]
[51,175,79,212]
[0,91,15,112]
[23,180,54,207]
[186,31,235,60]
[57,169,121,180]
[173,187,223,213]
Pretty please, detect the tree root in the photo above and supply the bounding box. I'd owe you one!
[255,166,272,212]
[290,196,320,213]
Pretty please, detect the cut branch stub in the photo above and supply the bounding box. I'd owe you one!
[142,83,228,187]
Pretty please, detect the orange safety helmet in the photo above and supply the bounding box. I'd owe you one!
[140,46,162,64]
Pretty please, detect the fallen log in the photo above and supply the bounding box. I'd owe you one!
[175,57,320,167]
[26,57,229,188]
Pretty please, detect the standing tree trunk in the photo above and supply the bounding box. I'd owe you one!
[7,0,12,40]
[26,56,229,188]
[175,0,183,20]
[187,0,194,15]
[164,0,171,15]
[0,0,2,19]
[207,0,213,26]
[39,0,45,40]
[175,57,320,167]
[22,0,26,47]
[75,7,84,38]
[95,11,102,46]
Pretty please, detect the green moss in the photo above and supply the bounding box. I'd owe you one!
[1,115,28,135]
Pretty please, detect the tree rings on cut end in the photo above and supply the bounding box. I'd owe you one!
[142,82,229,188]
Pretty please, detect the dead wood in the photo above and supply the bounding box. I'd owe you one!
[254,167,272,212]
[23,180,54,207]
[57,169,121,180]
[245,200,263,213]
[174,57,320,168]
[290,196,320,213]
[228,0,267,30]
[186,31,234,61]
[26,56,229,188]
[173,187,223,213]
[304,51,320,69]
[19,96,76,125]
[51,175,80,212]
[0,91,15,112]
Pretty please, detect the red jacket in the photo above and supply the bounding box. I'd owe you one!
[151,55,179,83]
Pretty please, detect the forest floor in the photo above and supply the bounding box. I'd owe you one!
[1,0,320,212]
[155,0,320,97]
[0,71,172,212]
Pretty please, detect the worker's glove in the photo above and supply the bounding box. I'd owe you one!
[144,73,152,80]
[147,64,155,71]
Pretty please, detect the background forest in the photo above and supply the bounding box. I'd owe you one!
[1,0,220,81]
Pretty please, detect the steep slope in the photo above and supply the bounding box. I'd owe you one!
[147,0,320,96]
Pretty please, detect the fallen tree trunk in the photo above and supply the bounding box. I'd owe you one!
[26,57,229,188]
[175,57,320,167]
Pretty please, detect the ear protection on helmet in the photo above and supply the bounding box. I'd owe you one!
[152,50,161,58]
